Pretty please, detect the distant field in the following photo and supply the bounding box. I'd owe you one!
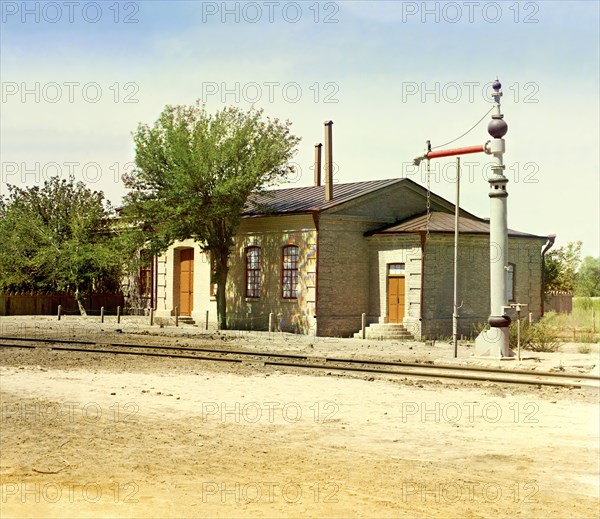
[546,297,600,343]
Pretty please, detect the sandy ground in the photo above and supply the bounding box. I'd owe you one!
[0,316,599,518]
[1,315,599,374]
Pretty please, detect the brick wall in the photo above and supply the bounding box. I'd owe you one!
[315,183,439,337]
[421,235,545,338]
[227,216,317,333]
[316,216,374,337]
[155,216,317,333]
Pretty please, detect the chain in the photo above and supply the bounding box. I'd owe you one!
[425,158,431,241]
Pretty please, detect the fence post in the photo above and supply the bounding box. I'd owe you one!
[361,312,366,339]
[100,306,105,323]
[516,306,522,361]
[205,310,209,331]
[528,312,532,325]
[57,305,62,321]
[117,306,121,324]
[268,312,274,334]
[175,306,179,327]
[150,308,154,326]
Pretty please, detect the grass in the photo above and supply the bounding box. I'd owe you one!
[465,297,600,352]
[473,318,561,352]
[544,297,600,343]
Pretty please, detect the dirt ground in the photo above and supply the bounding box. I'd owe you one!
[0,316,599,518]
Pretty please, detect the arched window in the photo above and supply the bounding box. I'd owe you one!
[282,245,299,299]
[245,246,261,298]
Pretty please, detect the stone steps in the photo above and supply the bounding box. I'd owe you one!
[353,323,415,340]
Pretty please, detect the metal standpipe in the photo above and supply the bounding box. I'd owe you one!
[412,78,513,358]
[452,157,461,358]
[486,79,512,358]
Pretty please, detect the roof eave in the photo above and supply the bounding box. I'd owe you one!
[367,230,549,239]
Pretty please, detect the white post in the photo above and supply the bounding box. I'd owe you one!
[361,312,366,339]
[453,157,461,358]
[516,306,521,361]
[487,79,512,358]
[269,312,274,334]
[510,303,527,361]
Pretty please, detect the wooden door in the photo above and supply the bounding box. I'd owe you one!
[179,249,194,316]
[387,276,405,323]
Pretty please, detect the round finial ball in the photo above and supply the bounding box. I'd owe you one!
[488,118,508,138]
[493,79,502,91]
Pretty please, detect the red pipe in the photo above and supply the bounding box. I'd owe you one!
[427,144,485,160]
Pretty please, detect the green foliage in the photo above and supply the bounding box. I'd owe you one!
[544,241,581,293]
[122,103,301,328]
[509,317,560,352]
[0,177,139,312]
[578,344,591,354]
[475,318,561,352]
[576,256,600,297]
[509,319,534,349]
[543,299,600,343]
[473,321,490,338]
[527,320,561,352]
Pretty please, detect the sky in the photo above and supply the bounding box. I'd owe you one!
[1,0,599,257]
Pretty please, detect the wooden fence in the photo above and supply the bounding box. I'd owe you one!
[544,291,573,314]
[0,293,125,316]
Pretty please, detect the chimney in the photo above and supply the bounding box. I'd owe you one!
[314,143,322,186]
[324,120,333,201]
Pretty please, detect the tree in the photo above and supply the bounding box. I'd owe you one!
[0,177,137,314]
[122,103,301,329]
[544,241,582,293]
[576,256,600,297]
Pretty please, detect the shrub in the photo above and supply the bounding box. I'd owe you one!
[526,319,561,352]
[509,319,534,350]
[473,318,561,352]
[578,344,591,354]
[473,321,489,337]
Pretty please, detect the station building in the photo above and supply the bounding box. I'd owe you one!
[148,177,550,339]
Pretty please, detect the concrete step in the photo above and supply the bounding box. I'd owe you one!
[354,332,414,339]
[353,323,414,340]
[365,324,409,331]
[178,317,196,325]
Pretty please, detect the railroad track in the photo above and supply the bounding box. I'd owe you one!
[0,336,598,389]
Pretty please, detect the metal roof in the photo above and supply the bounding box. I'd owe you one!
[366,211,547,239]
[243,178,406,216]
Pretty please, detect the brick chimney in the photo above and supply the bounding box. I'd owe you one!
[324,120,333,201]
[314,143,322,187]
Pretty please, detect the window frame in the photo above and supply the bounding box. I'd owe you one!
[388,263,406,276]
[281,245,299,299]
[139,250,154,300]
[245,246,261,299]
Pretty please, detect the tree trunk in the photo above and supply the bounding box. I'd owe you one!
[215,252,229,330]
[74,287,87,316]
